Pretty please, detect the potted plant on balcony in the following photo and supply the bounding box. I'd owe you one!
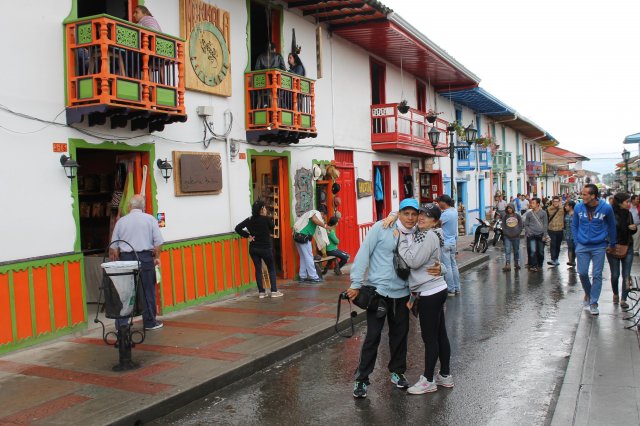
[477,134,499,154]
[447,120,466,139]
[425,108,443,124]
[397,100,410,114]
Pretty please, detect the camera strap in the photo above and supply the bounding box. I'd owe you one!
[335,293,356,338]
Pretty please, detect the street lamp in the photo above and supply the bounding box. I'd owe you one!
[429,121,477,198]
[622,148,631,192]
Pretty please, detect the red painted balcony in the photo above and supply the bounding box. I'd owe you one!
[65,15,187,132]
[245,70,317,144]
[370,104,448,156]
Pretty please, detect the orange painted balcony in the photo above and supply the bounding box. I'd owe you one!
[370,104,448,156]
[245,70,317,144]
[65,15,187,132]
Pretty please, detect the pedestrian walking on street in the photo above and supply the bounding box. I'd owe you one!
[630,195,640,255]
[495,194,507,220]
[109,195,164,331]
[437,195,461,296]
[235,200,282,298]
[324,216,350,275]
[520,194,530,215]
[606,193,637,309]
[397,203,453,394]
[572,184,617,316]
[523,198,548,272]
[546,196,565,267]
[502,203,523,272]
[564,200,577,268]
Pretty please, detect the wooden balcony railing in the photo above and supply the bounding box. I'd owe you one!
[516,154,525,172]
[65,15,186,131]
[245,70,316,143]
[370,104,448,156]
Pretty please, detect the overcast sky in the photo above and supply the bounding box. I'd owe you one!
[382,0,640,175]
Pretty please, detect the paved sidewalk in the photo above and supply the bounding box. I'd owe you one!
[552,265,640,425]
[0,238,488,426]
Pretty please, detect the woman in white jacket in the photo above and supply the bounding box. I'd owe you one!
[398,203,454,394]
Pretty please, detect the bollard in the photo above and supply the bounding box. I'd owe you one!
[113,325,139,371]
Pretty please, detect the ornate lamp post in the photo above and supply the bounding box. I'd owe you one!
[622,148,631,192]
[428,122,477,198]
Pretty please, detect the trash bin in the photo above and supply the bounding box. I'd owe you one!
[101,261,140,319]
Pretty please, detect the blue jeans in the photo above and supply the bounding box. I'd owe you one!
[441,244,460,292]
[295,241,320,280]
[576,244,606,306]
[504,237,520,264]
[527,235,544,268]
[326,249,350,269]
[606,246,633,301]
[115,251,157,329]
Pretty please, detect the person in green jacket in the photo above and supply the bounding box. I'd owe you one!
[323,216,350,275]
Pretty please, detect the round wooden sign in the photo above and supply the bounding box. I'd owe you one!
[189,21,230,87]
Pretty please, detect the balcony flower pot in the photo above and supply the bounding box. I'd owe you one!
[448,121,466,139]
[425,109,442,124]
[397,100,410,114]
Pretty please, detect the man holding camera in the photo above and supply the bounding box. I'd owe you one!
[346,198,444,399]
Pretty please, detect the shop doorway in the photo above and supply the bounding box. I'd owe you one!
[74,146,153,309]
[373,163,390,221]
[250,154,293,279]
[398,164,413,200]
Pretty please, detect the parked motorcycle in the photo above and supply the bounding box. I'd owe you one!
[471,218,490,253]
[491,217,503,246]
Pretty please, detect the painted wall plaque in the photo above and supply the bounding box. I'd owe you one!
[172,151,222,196]
[357,178,373,199]
[180,0,231,96]
[295,167,313,217]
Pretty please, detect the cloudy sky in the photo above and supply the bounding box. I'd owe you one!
[383,0,640,175]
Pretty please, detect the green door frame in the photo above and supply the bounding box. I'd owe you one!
[68,138,157,253]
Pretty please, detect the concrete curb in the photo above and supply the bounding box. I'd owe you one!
[550,310,590,426]
[112,253,490,425]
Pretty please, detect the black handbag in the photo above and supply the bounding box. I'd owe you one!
[293,231,311,244]
[352,285,379,310]
[393,236,411,281]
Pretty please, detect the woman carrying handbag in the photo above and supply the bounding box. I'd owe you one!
[606,193,637,309]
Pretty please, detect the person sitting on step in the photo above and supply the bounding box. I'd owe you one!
[323,216,350,275]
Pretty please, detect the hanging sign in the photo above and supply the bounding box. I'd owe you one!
[357,178,373,199]
[180,0,232,96]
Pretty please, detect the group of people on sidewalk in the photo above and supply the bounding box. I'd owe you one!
[500,183,637,315]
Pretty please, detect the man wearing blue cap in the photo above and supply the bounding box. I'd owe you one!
[347,198,438,399]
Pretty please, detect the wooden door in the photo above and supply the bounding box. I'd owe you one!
[275,157,294,279]
[335,167,358,258]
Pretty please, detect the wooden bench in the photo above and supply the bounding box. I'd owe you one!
[313,256,336,278]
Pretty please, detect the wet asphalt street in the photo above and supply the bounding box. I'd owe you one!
[154,242,585,426]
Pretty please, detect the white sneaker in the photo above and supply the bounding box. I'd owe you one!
[407,375,437,394]
[435,373,454,388]
[270,290,284,298]
[259,292,267,299]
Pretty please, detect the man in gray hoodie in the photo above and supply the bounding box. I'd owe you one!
[523,198,548,272]
[502,203,524,271]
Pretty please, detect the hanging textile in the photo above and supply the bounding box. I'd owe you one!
[374,168,384,201]
[119,162,135,217]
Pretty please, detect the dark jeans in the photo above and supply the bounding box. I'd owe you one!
[418,289,451,381]
[607,247,633,301]
[116,251,157,329]
[527,235,545,268]
[355,295,410,383]
[250,245,277,292]
[567,240,576,264]
[549,230,564,261]
[326,249,350,269]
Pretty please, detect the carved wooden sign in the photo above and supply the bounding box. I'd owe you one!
[180,0,232,96]
[294,167,313,217]
[357,178,373,199]
[172,151,222,196]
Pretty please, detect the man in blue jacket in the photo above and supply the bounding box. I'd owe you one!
[571,184,617,316]
[346,198,423,399]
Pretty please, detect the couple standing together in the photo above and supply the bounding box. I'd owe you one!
[346,198,454,398]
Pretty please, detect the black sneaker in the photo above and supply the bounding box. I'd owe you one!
[353,381,367,398]
[391,372,409,389]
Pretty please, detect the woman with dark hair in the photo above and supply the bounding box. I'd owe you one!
[287,53,305,76]
[235,200,282,298]
[564,200,576,268]
[606,193,637,308]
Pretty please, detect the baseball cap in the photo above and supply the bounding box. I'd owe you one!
[419,203,441,220]
[399,198,419,211]
[436,194,454,206]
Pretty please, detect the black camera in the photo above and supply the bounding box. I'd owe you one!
[339,290,350,301]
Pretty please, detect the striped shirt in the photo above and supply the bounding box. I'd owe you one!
[138,16,162,32]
